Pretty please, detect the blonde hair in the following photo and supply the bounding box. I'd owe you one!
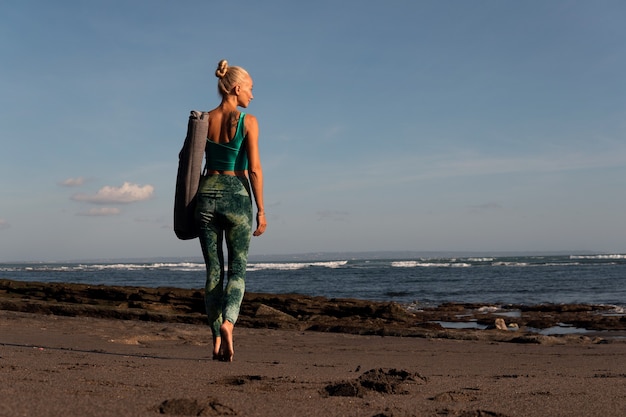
[215,59,250,98]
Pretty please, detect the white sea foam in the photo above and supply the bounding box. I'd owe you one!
[247,260,348,271]
[83,262,205,271]
[600,305,625,315]
[491,261,530,267]
[477,306,500,313]
[391,261,420,268]
[21,265,75,272]
[391,261,471,268]
[570,254,626,260]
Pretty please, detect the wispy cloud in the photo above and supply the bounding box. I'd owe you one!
[316,210,350,222]
[387,147,626,182]
[59,177,86,187]
[321,124,346,141]
[432,149,626,178]
[77,207,122,216]
[0,218,10,230]
[72,182,154,204]
[315,146,626,193]
[467,202,503,214]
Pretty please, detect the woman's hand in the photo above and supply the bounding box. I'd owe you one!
[253,212,266,236]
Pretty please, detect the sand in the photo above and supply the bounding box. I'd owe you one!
[1,280,625,416]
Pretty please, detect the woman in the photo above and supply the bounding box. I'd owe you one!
[196,59,266,362]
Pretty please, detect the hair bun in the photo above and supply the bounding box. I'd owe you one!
[215,59,229,79]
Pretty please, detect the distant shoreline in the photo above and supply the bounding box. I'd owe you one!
[2,249,618,264]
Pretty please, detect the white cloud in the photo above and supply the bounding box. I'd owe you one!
[77,207,122,216]
[72,182,154,204]
[59,177,86,187]
[0,218,10,230]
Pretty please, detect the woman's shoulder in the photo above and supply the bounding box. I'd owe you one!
[242,113,258,137]
[243,112,258,125]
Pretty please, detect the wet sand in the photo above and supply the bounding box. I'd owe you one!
[1,279,625,416]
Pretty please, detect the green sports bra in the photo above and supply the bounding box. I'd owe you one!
[205,113,248,171]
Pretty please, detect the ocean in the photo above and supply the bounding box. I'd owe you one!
[1,253,625,311]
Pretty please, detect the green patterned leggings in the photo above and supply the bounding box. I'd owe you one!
[195,175,252,337]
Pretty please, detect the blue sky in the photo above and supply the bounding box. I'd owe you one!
[1,0,625,261]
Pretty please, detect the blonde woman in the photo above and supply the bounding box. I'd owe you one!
[196,59,266,361]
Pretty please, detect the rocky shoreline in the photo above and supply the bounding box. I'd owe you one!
[1,279,624,344]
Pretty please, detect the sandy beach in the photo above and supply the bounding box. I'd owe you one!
[1,280,625,416]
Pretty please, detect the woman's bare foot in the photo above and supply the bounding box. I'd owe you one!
[219,321,234,362]
[212,336,222,360]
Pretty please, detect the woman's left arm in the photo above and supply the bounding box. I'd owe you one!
[245,114,266,236]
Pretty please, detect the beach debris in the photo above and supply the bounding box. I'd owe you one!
[220,374,264,386]
[494,318,507,330]
[156,397,236,416]
[485,318,518,331]
[324,368,426,397]
[324,381,364,397]
[359,368,426,393]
